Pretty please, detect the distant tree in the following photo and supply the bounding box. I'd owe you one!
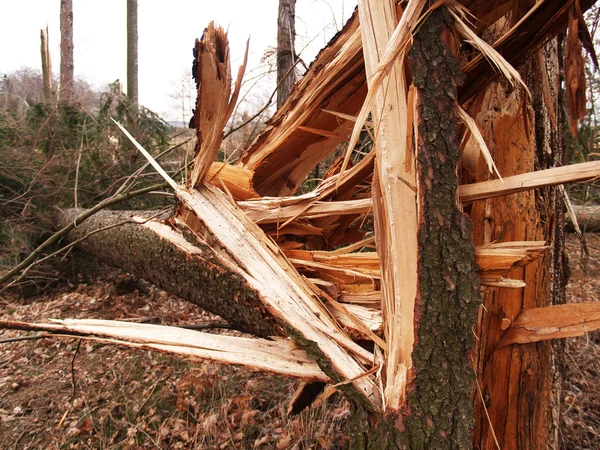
[277,0,297,109]
[40,27,54,104]
[127,0,139,107]
[59,0,74,103]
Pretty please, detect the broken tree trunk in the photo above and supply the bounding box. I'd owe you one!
[54,209,281,338]
[346,4,480,448]
[40,27,53,104]
[467,37,567,449]
[28,1,600,448]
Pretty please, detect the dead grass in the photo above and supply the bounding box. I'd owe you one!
[0,236,598,449]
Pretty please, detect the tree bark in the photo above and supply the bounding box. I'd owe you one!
[127,0,139,107]
[407,10,480,448]
[566,205,600,232]
[277,0,297,110]
[59,0,73,103]
[55,209,281,338]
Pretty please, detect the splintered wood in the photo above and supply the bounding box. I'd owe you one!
[189,22,247,187]
[172,0,600,418]
[356,0,422,410]
[0,319,329,381]
[24,0,600,426]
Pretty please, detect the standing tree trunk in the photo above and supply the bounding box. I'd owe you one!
[469,40,567,449]
[276,0,296,109]
[347,7,480,448]
[40,27,54,104]
[127,0,139,107]
[59,0,73,103]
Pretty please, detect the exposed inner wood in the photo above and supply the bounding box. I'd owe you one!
[234,0,596,200]
[0,319,329,382]
[28,1,600,446]
[497,302,600,347]
[189,23,247,187]
[174,183,381,408]
[358,0,422,410]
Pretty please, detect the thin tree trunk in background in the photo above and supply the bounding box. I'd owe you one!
[59,0,73,103]
[40,27,53,104]
[277,0,296,110]
[127,0,139,107]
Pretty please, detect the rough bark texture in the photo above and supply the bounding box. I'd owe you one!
[407,11,480,448]
[59,0,74,103]
[348,11,480,449]
[469,38,566,450]
[55,209,281,338]
[277,0,297,110]
[127,0,139,106]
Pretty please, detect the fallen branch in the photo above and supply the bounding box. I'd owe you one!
[0,319,329,381]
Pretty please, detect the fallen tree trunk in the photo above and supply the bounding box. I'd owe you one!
[566,204,600,232]
[55,208,281,338]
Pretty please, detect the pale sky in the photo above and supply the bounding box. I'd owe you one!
[0,0,356,121]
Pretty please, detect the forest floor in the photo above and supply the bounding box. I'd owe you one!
[0,234,598,449]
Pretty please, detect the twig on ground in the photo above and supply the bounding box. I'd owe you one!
[135,372,173,418]
[70,339,82,401]
[0,334,50,344]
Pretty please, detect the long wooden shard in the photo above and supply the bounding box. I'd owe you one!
[459,160,600,203]
[496,302,600,348]
[189,23,247,187]
[0,319,329,381]
[358,0,423,410]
